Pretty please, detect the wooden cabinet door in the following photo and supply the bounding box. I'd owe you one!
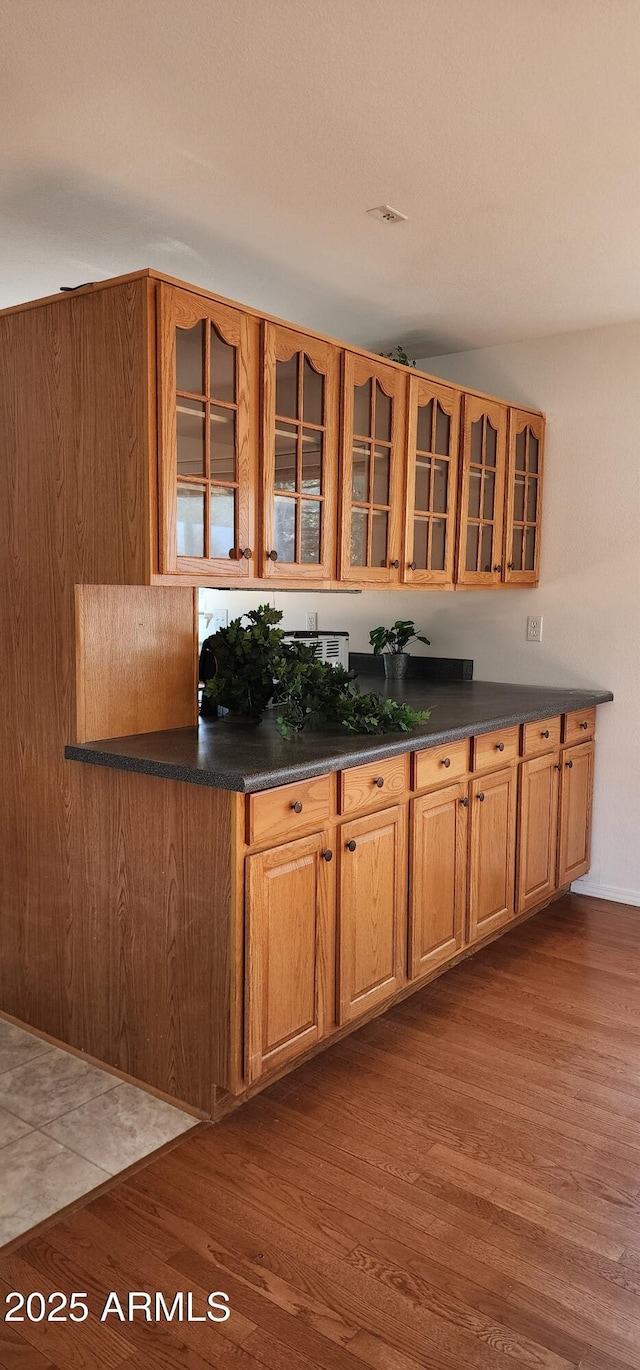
[456,395,508,586]
[338,805,407,1023]
[339,355,406,584]
[504,410,544,585]
[468,766,517,941]
[261,323,339,581]
[558,742,594,885]
[245,830,334,1084]
[403,377,459,586]
[517,752,560,913]
[409,782,467,979]
[157,284,256,578]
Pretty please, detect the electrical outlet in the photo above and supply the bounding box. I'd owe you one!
[305,611,318,631]
[527,615,543,643]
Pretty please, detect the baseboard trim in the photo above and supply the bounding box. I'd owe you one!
[571,878,640,908]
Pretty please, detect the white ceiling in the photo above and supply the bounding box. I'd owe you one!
[2,0,640,353]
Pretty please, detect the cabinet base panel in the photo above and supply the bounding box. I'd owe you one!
[210,883,571,1123]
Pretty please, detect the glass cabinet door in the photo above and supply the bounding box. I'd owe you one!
[504,409,544,584]
[158,284,254,577]
[404,378,460,585]
[339,355,405,583]
[261,324,339,581]
[456,395,508,586]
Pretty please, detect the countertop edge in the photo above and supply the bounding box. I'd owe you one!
[65,687,613,795]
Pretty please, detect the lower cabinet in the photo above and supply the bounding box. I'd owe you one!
[337,805,407,1025]
[468,765,518,942]
[409,781,467,979]
[517,751,561,912]
[558,741,594,885]
[245,830,334,1084]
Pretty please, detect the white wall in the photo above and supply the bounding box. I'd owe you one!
[201,320,640,905]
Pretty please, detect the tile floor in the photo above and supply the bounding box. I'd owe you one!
[0,1017,196,1247]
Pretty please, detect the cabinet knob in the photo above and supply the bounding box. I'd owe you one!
[507,561,515,571]
[291,800,303,813]
[580,721,588,729]
[441,757,451,768]
[496,741,505,752]
[390,559,400,569]
[241,547,253,560]
[373,776,384,788]
[346,839,357,852]
[554,763,562,771]
[477,791,485,802]
[493,564,502,573]
[408,561,417,571]
[459,797,469,807]
[541,729,550,739]
[565,760,573,769]
[322,849,333,862]
[267,549,278,561]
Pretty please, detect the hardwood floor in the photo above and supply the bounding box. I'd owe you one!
[2,893,640,1369]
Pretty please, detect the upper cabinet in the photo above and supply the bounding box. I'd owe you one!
[152,275,544,591]
[403,377,460,586]
[504,409,544,584]
[457,396,508,586]
[339,356,405,584]
[158,284,255,578]
[261,324,339,581]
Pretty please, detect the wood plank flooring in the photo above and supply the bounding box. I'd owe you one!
[2,893,640,1369]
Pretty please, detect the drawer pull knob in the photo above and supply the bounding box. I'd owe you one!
[496,741,505,752]
[554,763,562,771]
[346,839,357,852]
[390,559,400,569]
[493,564,502,573]
[459,796,469,807]
[566,760,573,769]
[373,776,384,788]
[291,800,303,813]
[322,849,333,862]
[241,547,253,560]
[507,561,515,571]
[541,729,550,738]
[408,561,417,571]
[267,549,278,561]
[477,791,485,802]
[580,721,588,729]
[442,757,451,768]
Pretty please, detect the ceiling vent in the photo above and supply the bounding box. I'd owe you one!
[367,204,408,224]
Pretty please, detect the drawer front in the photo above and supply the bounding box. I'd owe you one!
[522,716,562,758]
[564,708,596,746]
[339,753,409,816]
[473,726,520,773]
[247,773,334,846]
[413,738,469,792]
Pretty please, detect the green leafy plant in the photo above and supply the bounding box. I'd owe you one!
[379,345,417,368]
[369,619,430,656]
[202,605,431,739]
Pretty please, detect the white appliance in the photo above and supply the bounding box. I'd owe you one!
[282,631,349,668]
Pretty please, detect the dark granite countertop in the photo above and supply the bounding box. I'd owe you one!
[65,678,613,794]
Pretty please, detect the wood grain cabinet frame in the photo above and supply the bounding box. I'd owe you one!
[409,782,467,979]
[504,409,545,584]
[337,804,407,1023]
[261,323,339,581]
[339,354,406,584]
[403,377,460,586]
[157,284,256,578]
[558,741,594,885]
[468,764,518,941]
[456,395,509,587]
[517,751,560,913]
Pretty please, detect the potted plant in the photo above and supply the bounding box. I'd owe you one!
[369,619,430,680]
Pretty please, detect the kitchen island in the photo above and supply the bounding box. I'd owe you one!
[64,678,612,1117]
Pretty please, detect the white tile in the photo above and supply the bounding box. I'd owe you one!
[0,1046,118,1126]
[0,1130,108,1247]
[0,1106,32,1149]
[42,1082,195,1174]
[0,1018,54,1075]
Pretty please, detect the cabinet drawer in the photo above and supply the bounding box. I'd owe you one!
[472,726,520,772]
[247,773,334,846]
[339,754,409,816]
[522,716,562,758]
[413,738,469,792]
[563,708,596,745]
